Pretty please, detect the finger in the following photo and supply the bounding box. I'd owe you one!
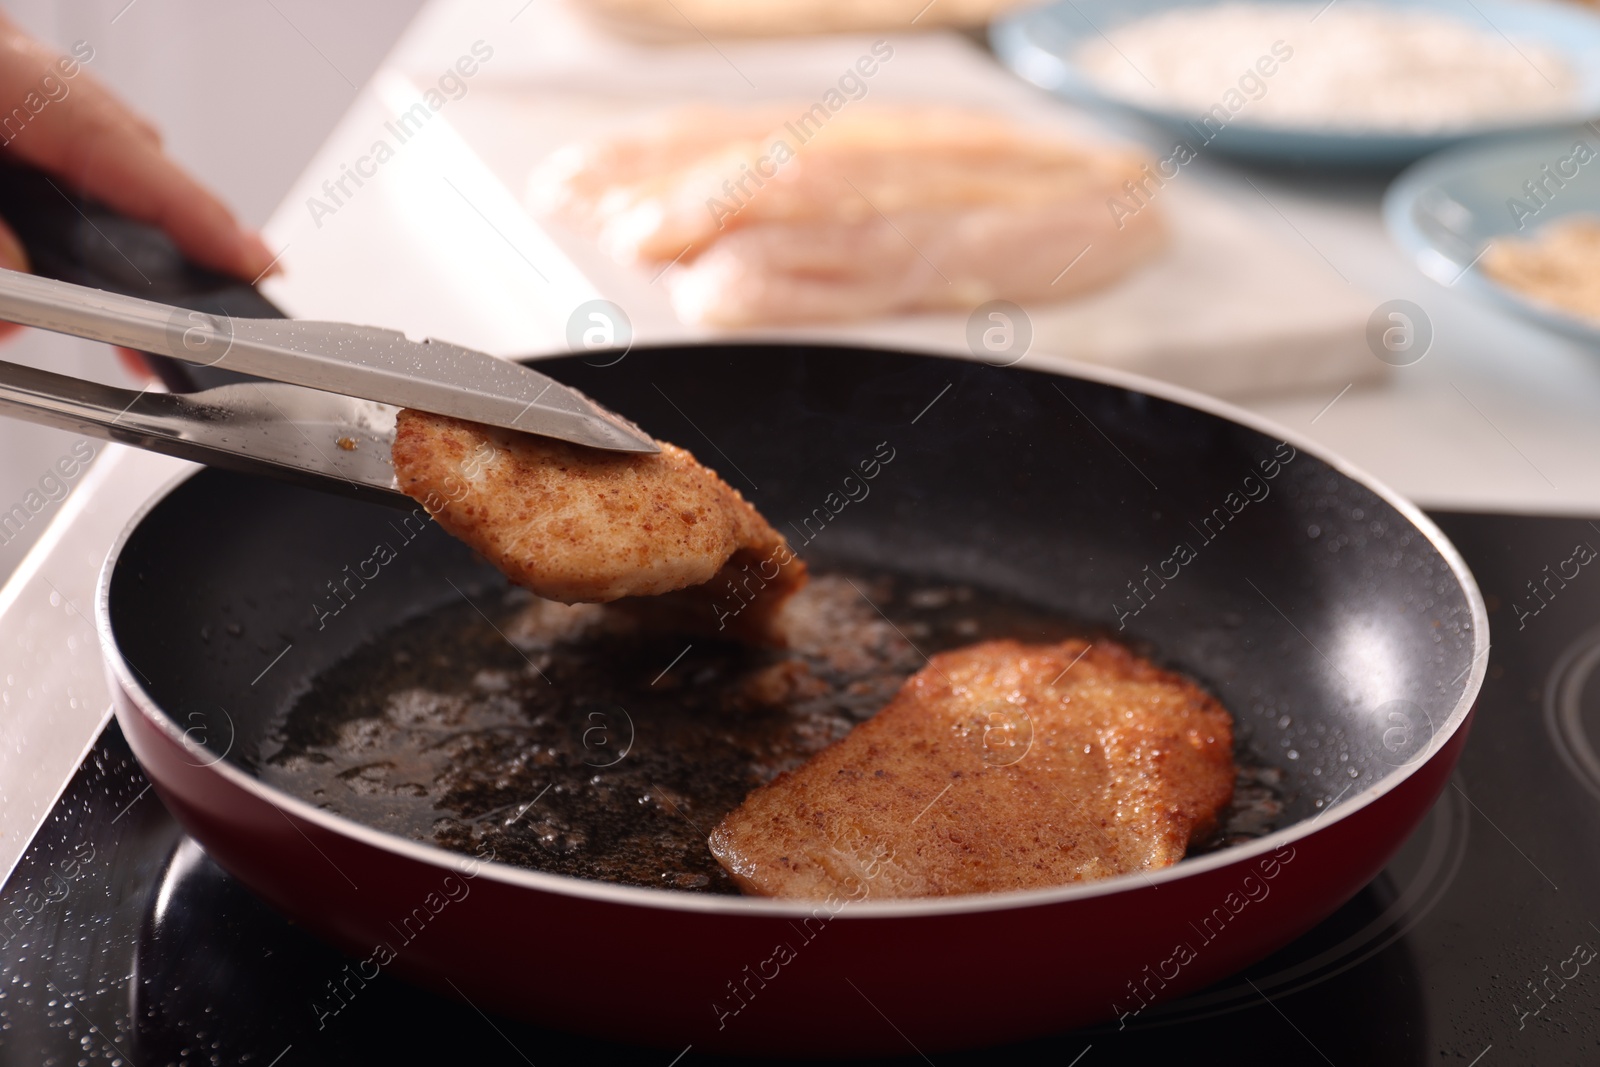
[0,215,28,342]
[0,213,29,273]
[57,119,276,280]
[59,61,163,147]
[6,74,277,281]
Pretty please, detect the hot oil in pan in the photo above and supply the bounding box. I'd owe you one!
[263,573,1285,895]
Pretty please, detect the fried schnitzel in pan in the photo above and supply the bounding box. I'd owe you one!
[710,639,1236,899]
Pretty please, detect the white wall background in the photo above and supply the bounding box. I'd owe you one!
[0,0,426,577]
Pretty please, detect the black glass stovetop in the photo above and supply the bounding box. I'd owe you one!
[2,510,1597,1066]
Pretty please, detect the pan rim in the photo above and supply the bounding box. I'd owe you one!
[95,341,1489,920]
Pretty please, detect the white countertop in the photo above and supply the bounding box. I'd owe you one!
[261,0,1600,514]
[4,0,1600,884]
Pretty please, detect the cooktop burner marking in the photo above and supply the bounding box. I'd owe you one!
[1543,624,1600,804]
[1112,782,1470,1029]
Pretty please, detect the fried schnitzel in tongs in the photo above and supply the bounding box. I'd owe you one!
[0,267,806,638]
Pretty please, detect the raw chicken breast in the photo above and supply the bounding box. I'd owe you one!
[529,104,1167,325]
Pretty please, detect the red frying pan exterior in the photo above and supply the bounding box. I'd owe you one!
[111,679,1471,1055]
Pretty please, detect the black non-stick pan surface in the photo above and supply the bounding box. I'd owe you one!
[111,342,1474,811]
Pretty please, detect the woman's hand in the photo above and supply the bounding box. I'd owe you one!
[0,15,277,350]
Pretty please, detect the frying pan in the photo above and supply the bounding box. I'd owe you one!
[0,152,1484,1057]
[94,340,1487,1057]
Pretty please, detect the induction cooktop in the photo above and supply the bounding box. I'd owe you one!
[0,510,1595,1066]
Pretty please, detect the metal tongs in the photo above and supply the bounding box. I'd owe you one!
[0,269,657,506]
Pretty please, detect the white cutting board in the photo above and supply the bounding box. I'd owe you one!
[303,1,1382,399]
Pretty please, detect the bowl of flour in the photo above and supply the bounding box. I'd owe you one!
[992,0,1600,165]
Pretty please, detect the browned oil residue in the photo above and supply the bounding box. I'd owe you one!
[262,573,1282,894]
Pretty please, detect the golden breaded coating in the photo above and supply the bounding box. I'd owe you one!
[709,638,1235,898]
[391,409,806,638]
